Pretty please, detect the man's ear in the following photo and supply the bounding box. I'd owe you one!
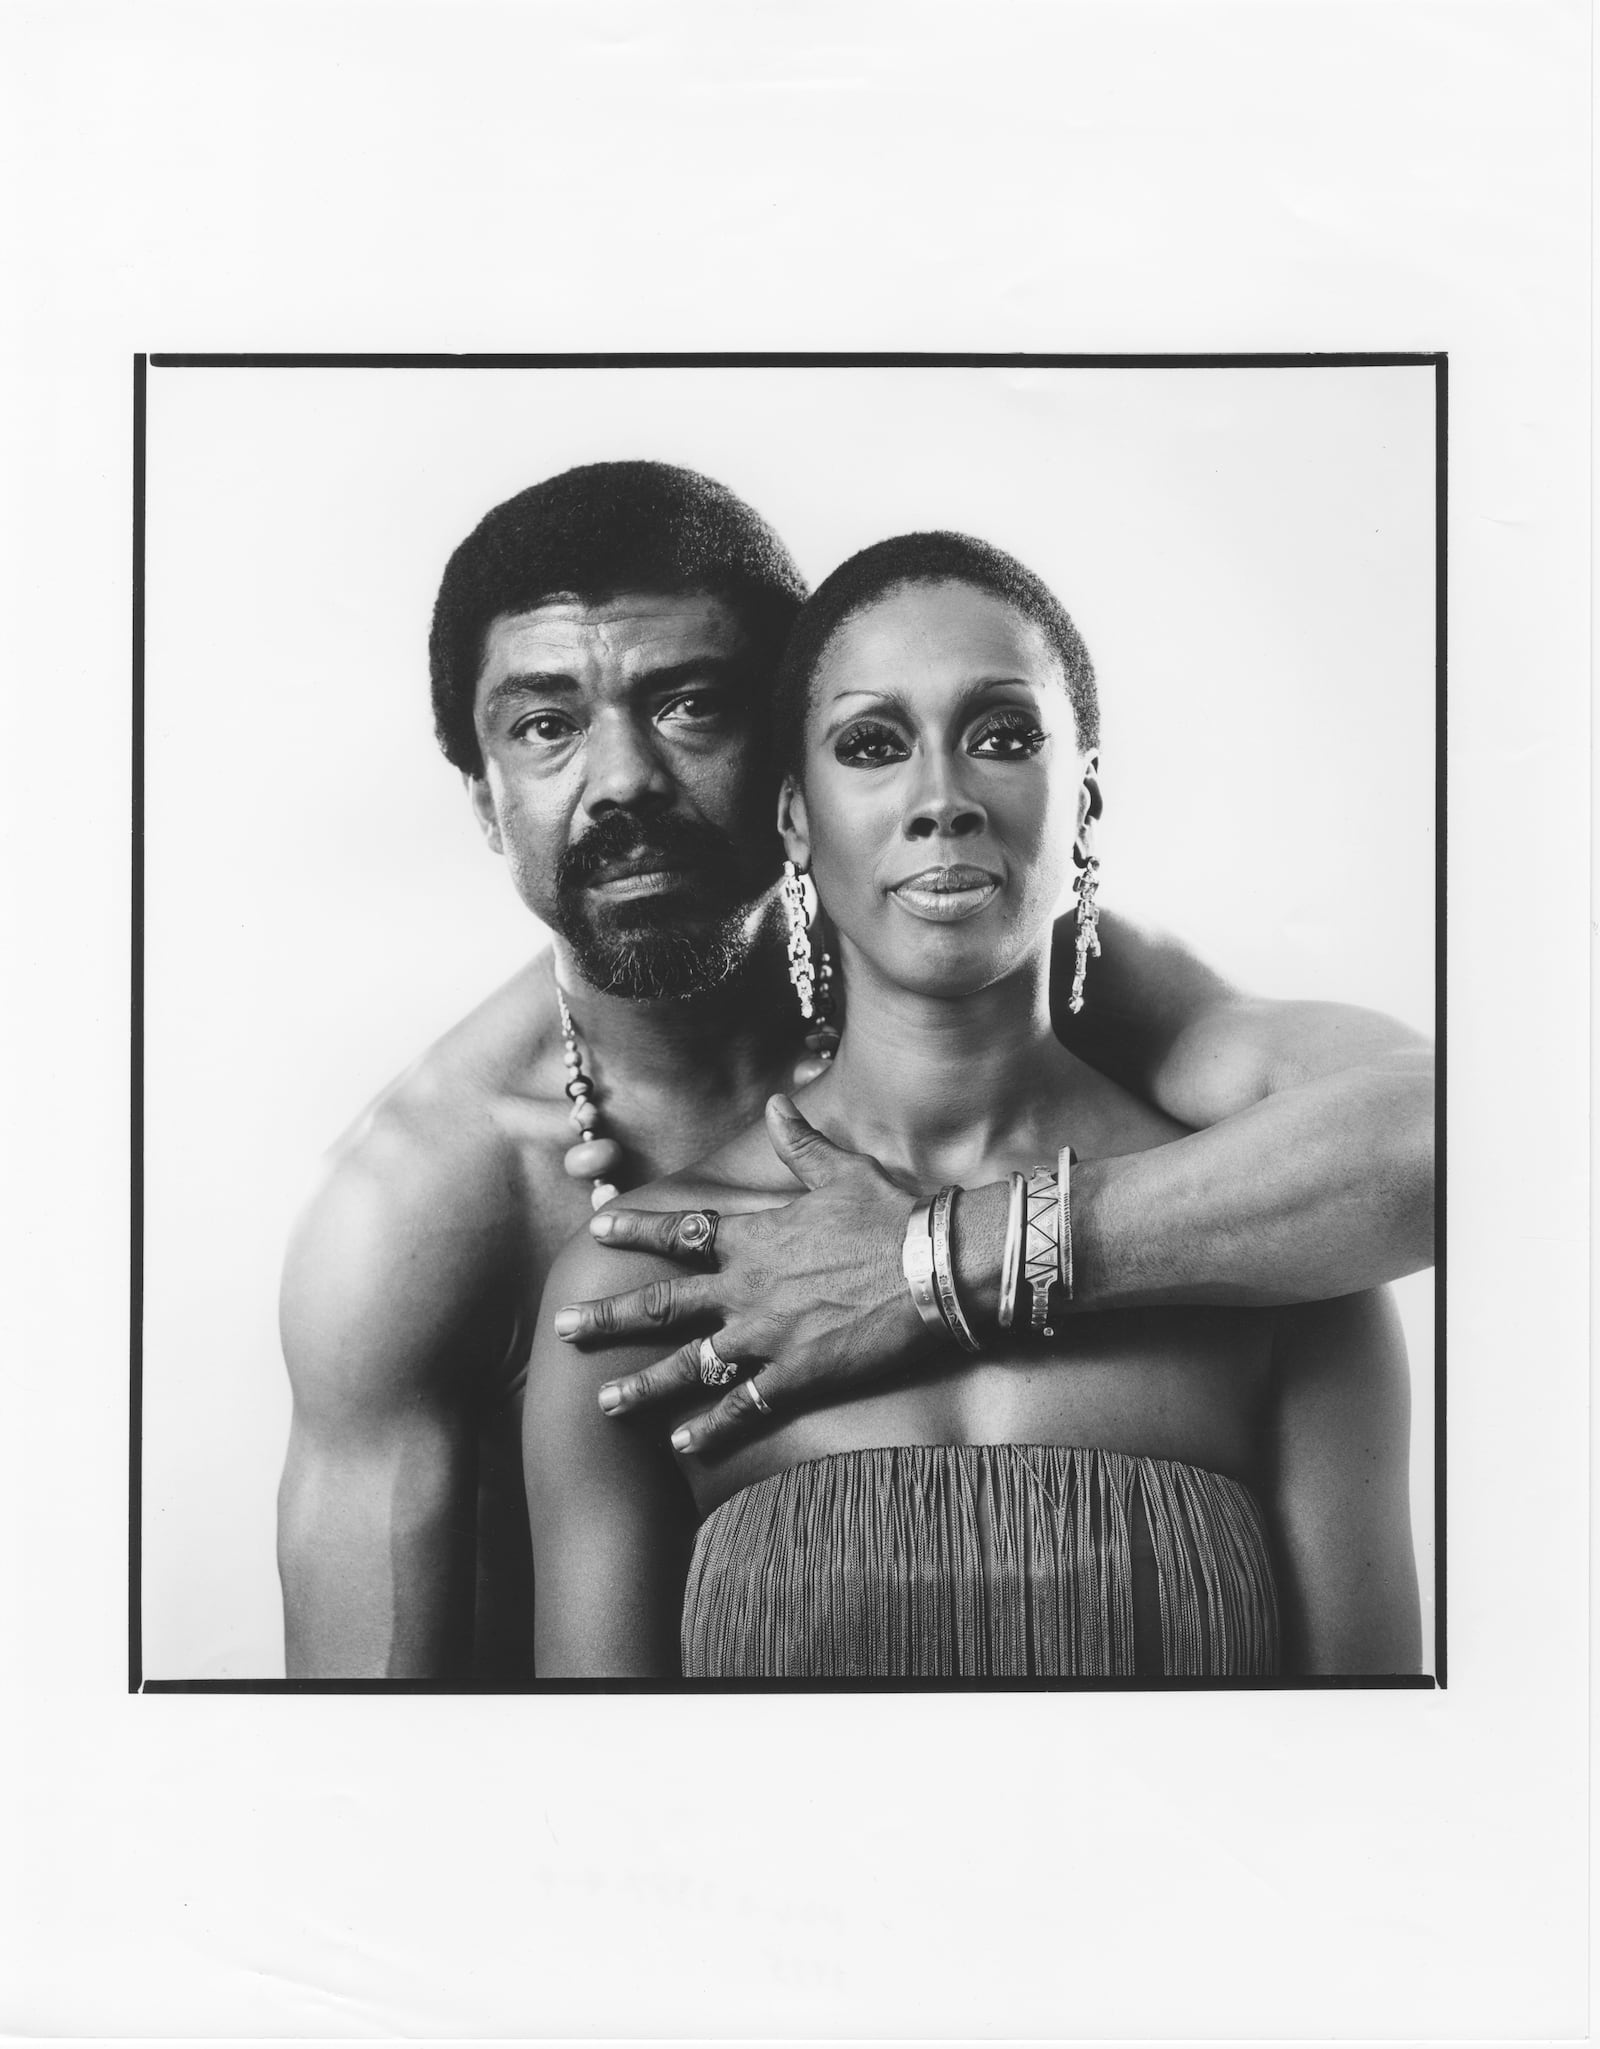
[1076,756,1102,858]
[466,772,503,855]
[776,776,811,871]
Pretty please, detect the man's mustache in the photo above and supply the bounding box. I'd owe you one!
[555,813,749,894]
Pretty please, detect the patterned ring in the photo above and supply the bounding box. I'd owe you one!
[697,1335,739,1388]
[676,1209,720,1264]
[744,1375,773,1417]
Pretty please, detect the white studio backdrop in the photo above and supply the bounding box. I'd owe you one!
[141,362,1437,1678]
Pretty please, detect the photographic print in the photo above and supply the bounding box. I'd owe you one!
[137,356,1440,1688]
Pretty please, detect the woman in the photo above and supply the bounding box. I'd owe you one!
[523,532,1421,1678]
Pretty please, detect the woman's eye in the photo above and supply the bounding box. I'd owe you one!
[834,720,910,767]
[969,714,1047,760]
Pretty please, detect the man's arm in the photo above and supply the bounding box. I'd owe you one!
[1262,1289,1422,1675]
[1052,905,1435,1301]
[277,1124,509,1677]
[524,1236,698,1678]
[554,914,1434,1453]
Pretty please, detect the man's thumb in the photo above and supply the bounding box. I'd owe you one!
[766,1093,847,1188]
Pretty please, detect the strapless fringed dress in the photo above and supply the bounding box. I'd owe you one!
[680,1444,1279,1677]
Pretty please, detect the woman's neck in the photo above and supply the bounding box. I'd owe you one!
[819,944,1078,1185]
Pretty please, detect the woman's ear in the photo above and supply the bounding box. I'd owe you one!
[1076,756,1102,859]
[466,772,504,855]
[776,776,811,871]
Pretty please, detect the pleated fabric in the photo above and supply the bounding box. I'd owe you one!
[681,1443,1279,1678]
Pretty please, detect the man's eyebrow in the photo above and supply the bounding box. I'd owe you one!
[481,672,581,718]
[481,654,753,721]
[634,653,753,694]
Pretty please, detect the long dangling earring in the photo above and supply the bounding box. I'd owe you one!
[781,860,816,1015]
[783,859,839,1072]
[1069,852,1101,1015]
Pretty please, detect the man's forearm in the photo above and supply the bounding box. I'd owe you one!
[954,1053,1434,1316]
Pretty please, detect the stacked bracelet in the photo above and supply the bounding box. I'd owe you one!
[1056,1145,1077,1304]
[1021,1164,1061,1336]
[929,1186,981,1353]
[901,1188,981,1352]
[901,1196,945,1335]
[997,1170,1026,1330]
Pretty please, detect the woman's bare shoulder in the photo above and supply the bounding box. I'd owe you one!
[540,1111,798,1311]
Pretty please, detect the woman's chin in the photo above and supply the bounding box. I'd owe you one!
[876,932,1030,1002]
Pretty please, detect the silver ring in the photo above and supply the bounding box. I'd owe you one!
[745,1375,773,1417]
[676,1209,720,1264]
[697,1335,738,1387]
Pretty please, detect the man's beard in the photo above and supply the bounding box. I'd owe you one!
[548,812,779,1001]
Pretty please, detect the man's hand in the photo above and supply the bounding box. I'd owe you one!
[551,1096,935,1456]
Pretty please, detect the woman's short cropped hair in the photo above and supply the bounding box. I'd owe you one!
[430,461,810,774]
[771,531,1100,781]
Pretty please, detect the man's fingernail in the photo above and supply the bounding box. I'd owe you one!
[671,1427,692,1453]
[590,1213,614,1239]
[598,1384,622,1414]
[554,1309,580,1339]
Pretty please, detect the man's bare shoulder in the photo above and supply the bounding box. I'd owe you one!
[281,954,571,1396]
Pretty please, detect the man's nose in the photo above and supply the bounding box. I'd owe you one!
[904,750,986,841]
[581,711,675,819]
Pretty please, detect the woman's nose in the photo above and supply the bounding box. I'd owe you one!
[904,752,986,840]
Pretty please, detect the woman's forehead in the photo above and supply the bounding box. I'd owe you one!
[812,580,1059,698]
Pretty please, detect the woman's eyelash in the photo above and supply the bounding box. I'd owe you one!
[834,720,907,762]
[970,713,1047,753]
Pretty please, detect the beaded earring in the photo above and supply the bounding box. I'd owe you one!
[1068,852,1101,1015]
[782,859,839,1078]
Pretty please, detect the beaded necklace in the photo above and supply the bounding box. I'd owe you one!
[555,979,623,1210]
[554,954,838,1211]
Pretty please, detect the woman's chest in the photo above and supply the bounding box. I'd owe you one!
[690,1306,1279,1513]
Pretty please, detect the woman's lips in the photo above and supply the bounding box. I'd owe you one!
[889,865,1001,922]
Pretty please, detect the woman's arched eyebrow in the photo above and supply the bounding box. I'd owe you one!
[819,676,1041,737]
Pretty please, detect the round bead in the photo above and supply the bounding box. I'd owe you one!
[564,1137,623,1180]
[591,1182,618,1210]
[562,1048,582,1069]
[791,1054,830,1086]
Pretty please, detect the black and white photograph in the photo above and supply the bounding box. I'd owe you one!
[140,357,1439,1685]
[5,2,1589,2039]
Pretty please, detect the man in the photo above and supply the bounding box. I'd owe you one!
[277,461,1433,1678]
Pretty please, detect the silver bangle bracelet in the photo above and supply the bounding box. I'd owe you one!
[1057,1143,1077,1305]
[901,1197,945,1336]
[1022,1164,1060,1337]
[930,1185,981,1353]
[997,1170,1026,1330]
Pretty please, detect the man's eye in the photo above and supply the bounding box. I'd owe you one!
[512,712,577,745]
[969,714,1047,760]
[834,721,909,767]
[658,691,726,726]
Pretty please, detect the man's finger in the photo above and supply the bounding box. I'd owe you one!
[765,1093,853,1190]
[598,1340,705,1417]
[590,1205,734,1264]
[670,1372,777,1456]
[551,1272,716,1344]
